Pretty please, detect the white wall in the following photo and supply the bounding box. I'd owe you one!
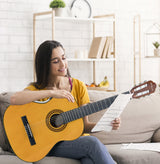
[0,0,160,92]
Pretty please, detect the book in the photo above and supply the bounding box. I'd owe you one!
[106,37,113,57]
[101,37,110,58]
[88,37,106,58]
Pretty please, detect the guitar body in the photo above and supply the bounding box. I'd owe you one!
[4,98,84,162]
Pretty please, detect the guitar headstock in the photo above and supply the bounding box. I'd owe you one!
[130,80,156,99]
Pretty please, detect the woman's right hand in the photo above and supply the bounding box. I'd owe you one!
[50,89,75,103]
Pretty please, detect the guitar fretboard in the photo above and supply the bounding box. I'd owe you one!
[60,94,120,124]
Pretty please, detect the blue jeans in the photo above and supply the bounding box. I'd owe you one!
[48,136,115,164]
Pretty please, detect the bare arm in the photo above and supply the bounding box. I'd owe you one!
[10,89,75,105]
[83,116,96,133]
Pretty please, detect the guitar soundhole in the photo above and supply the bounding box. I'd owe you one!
[46,109,67,132]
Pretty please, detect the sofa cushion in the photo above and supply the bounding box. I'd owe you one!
[107,144,160,164]
[152,128,160,142]
[0,147,13,155]
[0,92,14,151]
[0,154,32,164]
[35,156,81,164]
[0,117,10,151]
[0,92,14,117]
[88,90,160,144]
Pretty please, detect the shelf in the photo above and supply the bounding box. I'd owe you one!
[145,56,160,58]
[55,16,115,22]
[33,11,116,91]
[87,87,114,92]
[87,87,109,91]
[67,58,116,62]
[34,11,115,22]
[145,33,160,35]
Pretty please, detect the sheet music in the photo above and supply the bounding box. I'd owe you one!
[91,94,132,132]
[121,143,160,152]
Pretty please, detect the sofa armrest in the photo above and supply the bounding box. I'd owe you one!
[0,147,13,155]
[0,92,15,152]
[0,92,14,103]
[152,128,160,142]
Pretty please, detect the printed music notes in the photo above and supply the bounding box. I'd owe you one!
[92,94,132,132]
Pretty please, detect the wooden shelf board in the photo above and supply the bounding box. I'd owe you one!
[67,58,116,62]
[55,16,115,22]
[145,56,160,58]
[34,11,115,22]
[87,87,109,91]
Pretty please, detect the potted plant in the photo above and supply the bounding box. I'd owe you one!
[49,0,66,16]
[153,41,160,56]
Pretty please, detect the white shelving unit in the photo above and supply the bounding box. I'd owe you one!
[33,10,116,91]
[133,15,160,85]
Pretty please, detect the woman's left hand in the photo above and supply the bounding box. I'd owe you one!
[111,118,121,130]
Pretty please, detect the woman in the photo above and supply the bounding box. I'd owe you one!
[11,40,120,164]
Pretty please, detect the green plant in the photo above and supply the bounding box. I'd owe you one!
[153,41,160,49]
[49,0,66,8]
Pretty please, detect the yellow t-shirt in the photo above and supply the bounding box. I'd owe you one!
[25,78,90,106]
[25,78,90,136]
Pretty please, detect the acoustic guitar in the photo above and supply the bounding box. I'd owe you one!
[3,80,156,162]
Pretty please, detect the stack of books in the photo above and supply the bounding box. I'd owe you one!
[88,36,113,58]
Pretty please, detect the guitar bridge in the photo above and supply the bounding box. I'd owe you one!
[21,116,36,146]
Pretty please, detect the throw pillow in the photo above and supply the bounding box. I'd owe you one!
[0,92,14,151]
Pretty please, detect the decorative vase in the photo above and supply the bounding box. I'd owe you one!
[154,49,160,56]
[53,8,64,16]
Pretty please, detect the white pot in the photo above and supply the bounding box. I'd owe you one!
[154,49,160,56]
[53,8,64,17]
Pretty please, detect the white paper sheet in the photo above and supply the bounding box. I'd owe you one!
[91,94,132,132]
[121,143,160,152]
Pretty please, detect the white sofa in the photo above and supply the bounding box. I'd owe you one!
[0,90,160,164]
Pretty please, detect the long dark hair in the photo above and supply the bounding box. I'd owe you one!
[33,40,71,89]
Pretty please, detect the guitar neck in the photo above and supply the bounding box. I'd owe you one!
[61,91,130,124]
